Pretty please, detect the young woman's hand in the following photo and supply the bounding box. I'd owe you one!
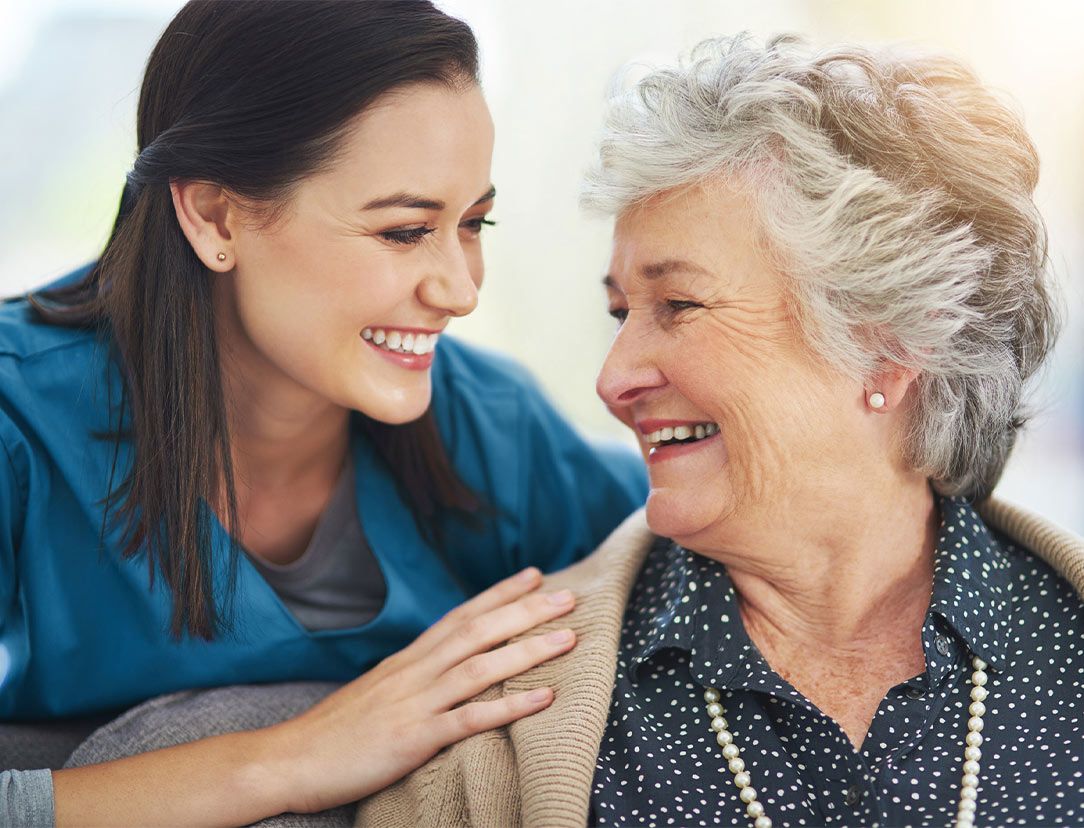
[51,567,575,826]
[261,566,576,814]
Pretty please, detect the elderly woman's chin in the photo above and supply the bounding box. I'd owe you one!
[643,476,735,547]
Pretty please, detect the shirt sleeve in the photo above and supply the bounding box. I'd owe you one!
[0,770,55,828]
[511,378,648,573]
[0,410,29,718]
[0,423,25,629]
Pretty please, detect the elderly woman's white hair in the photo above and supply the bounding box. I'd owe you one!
[582,33,1060,499]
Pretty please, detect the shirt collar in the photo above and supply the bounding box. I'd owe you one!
[927,495,1015,670]
[626,538,762,692]
[626,495,1016,689]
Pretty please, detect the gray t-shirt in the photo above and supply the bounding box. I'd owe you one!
[1,459,385,824]
[246,457,386,631]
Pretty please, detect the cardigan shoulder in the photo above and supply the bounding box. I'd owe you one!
[978,496,1084,599]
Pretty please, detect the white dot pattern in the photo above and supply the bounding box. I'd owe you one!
[590,497,1084,826]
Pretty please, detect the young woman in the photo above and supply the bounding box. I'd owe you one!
[0,1,645,824]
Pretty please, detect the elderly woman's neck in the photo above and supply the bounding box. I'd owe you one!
[710,475,939,658]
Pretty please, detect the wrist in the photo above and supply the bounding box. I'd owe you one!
[227,724,299,819]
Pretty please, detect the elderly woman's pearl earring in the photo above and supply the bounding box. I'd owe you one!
[868,392,886,409]
[216,252,227,262]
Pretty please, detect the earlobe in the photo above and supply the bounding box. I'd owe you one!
[169,180,235,272]
[865,365,920,413]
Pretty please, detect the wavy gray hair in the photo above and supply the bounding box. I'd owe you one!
[582,34,1060,500]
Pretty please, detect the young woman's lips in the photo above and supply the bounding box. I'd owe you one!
[364,339,434,371]
[362,326,441,372]
[646,431,721,464]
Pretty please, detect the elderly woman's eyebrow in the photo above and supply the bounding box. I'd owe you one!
[602,259,713,289]
[362,185,496,211]
[640,258,713,280]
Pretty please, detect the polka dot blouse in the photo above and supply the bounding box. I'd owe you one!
[590,497,1084,826]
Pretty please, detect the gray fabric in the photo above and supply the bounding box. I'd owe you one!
[247,458,386,631]
[0,713,115,771]
[0,769,53,828]
[64,682,352,827]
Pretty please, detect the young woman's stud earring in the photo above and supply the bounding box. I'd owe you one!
[216,252,227,262]
[868,392,886,409]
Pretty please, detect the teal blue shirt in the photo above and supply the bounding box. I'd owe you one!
[0,271,647,720]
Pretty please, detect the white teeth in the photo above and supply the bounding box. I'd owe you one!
[363,327,440,355]
[644,422,719,446]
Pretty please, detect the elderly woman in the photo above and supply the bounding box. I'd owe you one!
[356,34,1083,828]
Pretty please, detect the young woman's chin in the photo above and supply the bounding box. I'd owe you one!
[347,376,433,425]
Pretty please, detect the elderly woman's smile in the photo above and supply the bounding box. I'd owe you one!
[637,420,720,457]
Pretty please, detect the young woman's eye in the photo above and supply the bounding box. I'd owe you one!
[380,226,435,245]
[460,217,497,236]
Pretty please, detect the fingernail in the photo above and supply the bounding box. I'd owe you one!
[546,629,573,645]
[527,688,551,704]
[517,567,540,583]
[547,589,573,605]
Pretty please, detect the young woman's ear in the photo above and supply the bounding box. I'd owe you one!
[169,180,235,272]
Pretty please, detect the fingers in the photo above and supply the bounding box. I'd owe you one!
[423,588,576,678]
[409,566,543,653]
[429,687,556,748]
[438,628,577,705]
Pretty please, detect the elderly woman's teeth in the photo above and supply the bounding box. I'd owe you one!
[646,422,718,446]
[362,328,439,355]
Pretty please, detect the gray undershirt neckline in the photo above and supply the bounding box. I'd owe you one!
[245,456,387,631]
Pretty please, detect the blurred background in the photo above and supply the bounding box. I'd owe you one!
[1,0,1081,532]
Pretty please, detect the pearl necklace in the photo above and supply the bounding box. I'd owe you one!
[701,656,990,828]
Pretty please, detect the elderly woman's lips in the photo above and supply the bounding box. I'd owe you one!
[641,422,719,461]
[642,422,719,445]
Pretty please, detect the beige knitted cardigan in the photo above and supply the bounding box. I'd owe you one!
[355,497,1084,828]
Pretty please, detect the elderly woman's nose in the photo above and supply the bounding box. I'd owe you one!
[417,243,480,318]
[596,332,666,408]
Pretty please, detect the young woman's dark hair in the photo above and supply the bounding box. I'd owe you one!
[30,0,482,641]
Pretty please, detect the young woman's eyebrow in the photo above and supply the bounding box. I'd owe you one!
[473,186,497,205]
[362,185,496,212]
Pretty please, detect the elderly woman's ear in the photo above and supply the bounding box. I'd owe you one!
[864,366,920,413]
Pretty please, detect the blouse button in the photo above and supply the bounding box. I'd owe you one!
[905,686,926,700]
[845,784,865,807]
[935,635,953,657]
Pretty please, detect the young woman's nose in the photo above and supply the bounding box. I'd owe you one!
[417,240,479,318]
[596,324,667,410]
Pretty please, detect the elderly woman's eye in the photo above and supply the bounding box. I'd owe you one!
[608,307,629,324]
[666,299,703,313]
